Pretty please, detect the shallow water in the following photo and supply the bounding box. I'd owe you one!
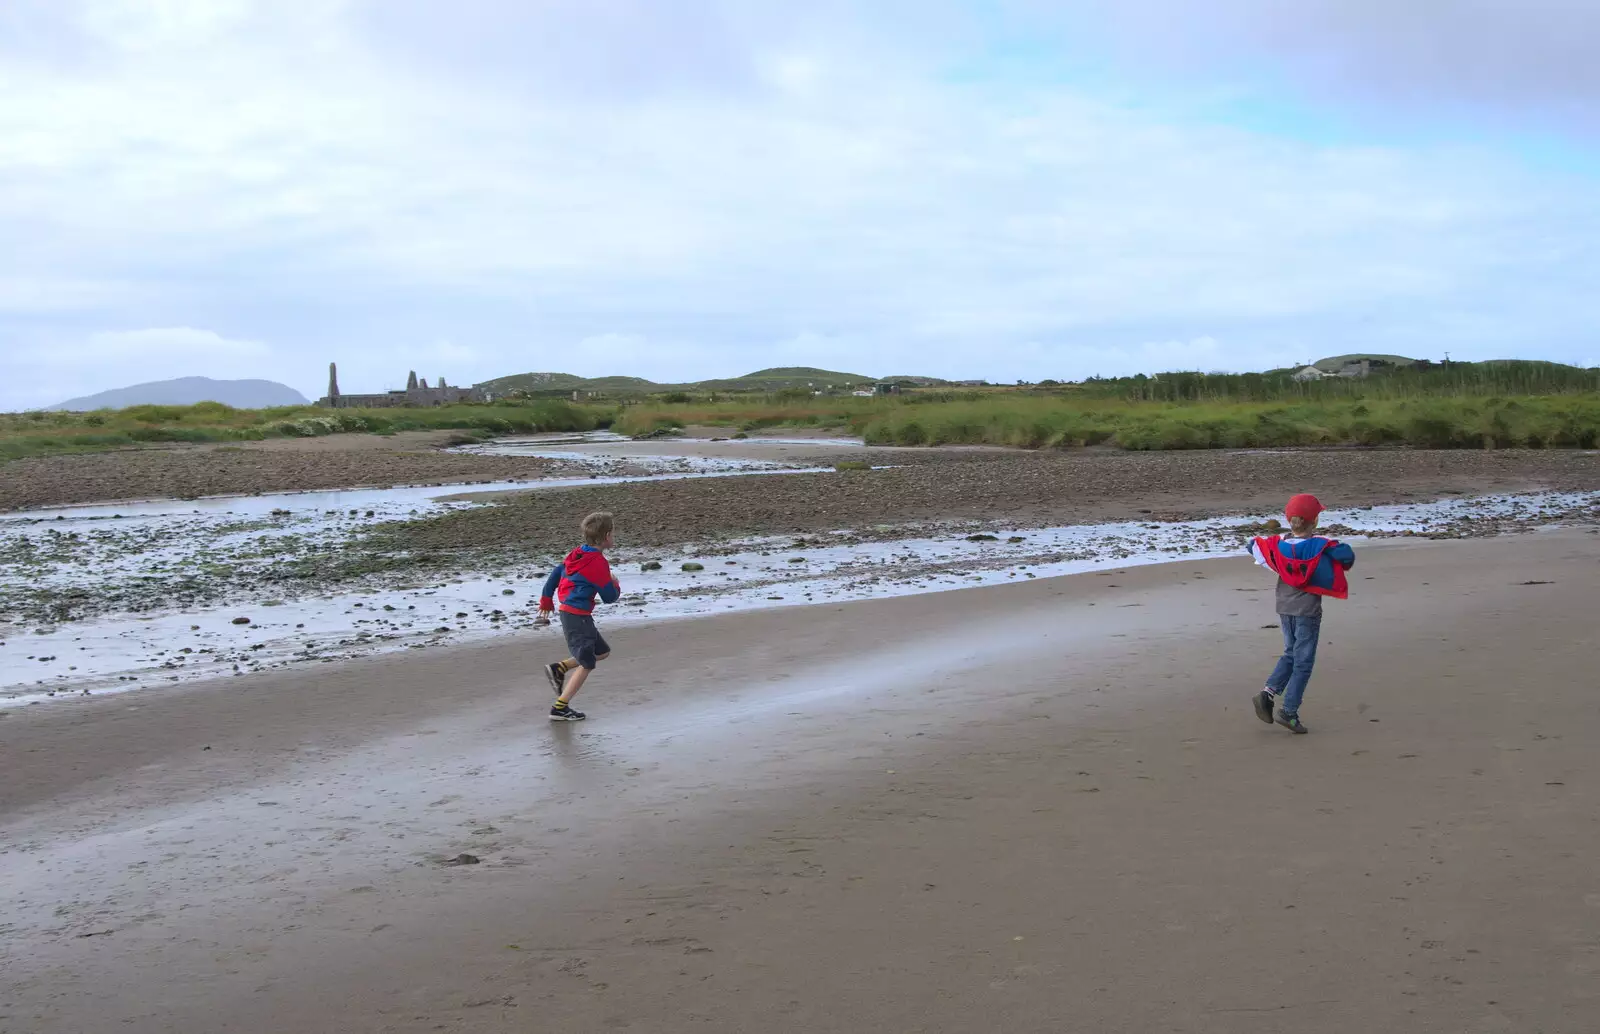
[5,490,1594,703]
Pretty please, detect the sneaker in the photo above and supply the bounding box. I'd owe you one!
[549,703,586,722]
[1252,689,1276,725]
[545,662,566,696]
[1275,713,1309,735]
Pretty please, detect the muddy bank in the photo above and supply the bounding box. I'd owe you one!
[0,445,558,512]
[390,448,1600,553]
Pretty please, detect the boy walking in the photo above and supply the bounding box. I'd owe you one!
[1248,494,1355,734]
[539,511,622,722]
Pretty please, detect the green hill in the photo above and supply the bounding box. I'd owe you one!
[697,367,876,391]
[478,366,892,395]
[476,371,597,394]
[1312,354,1419,372]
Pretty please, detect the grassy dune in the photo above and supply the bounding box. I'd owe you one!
[8,376,1600,462]
[858,395,1600,450]
[618,393,1600,451]
[0,400,605,461]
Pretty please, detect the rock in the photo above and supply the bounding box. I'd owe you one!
[681,562,705,572]
[641,561,663,571]
[501,588,515,595]
[442,853,481,867]
[231,617,251,625]
[967,534,999,542]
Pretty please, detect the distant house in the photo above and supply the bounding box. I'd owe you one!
[1291,366,1327,382]
[852,389,876,398]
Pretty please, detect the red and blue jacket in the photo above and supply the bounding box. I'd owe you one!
[540,545,621,616]
[1248,535,1354,599]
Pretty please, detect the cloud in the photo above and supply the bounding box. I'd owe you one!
[0,277,135,314]
[7,327,274,411]
[75,326,268,361]
[0,0,1597,412]
[1049,0,1600,132]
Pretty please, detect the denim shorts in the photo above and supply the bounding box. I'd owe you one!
[559,612,611,669]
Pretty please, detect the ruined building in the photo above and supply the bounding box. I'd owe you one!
[316,362,491,408]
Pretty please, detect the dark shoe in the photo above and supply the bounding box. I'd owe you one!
[545,662,566,695]
[549,702,586,722]
[1276,713,1309,735]
[1253,690,1276,725]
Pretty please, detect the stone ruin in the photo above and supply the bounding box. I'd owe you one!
[316,362,490,408]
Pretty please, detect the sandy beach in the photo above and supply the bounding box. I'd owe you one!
[3,529,1597,1033]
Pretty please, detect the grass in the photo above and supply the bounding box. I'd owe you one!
[1075,361,1600,403]
[9,370,1600,461]
[611,399,875,437]
[0,400,609,462]
[859,395,1600,450]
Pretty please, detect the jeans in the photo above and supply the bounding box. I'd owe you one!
[1266,615,1321,718]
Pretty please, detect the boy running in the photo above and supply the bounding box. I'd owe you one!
[1248,494,1355,735]
[539,511,622,722]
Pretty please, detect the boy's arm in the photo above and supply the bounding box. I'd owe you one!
[596,558,622,605]
[539,563,564,611]
[1330,541,1356,570]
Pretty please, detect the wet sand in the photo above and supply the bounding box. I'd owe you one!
[399,448,1600,553]
[0,438,558,512]
[2,531,1598,1033]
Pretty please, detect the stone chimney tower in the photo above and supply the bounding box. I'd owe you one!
[406,370,419,392]
[327,362,340,402]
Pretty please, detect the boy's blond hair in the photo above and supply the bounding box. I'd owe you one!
[582,511,615,547]
[1288,515,1317,537]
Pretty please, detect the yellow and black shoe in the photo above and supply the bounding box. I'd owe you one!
[549,701,586,722]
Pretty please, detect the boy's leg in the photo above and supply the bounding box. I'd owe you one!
[1265,616,1296,694]
[551,618,604,716]
[1278,616,1321,718]
[546,657,578,694]
[560,637,610,705]
[558,663,590,705]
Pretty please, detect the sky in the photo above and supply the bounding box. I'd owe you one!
[2,0,1598,410]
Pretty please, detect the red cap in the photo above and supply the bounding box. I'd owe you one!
[1285,494,1323,522]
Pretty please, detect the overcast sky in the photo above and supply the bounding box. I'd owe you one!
[2,0,1598,409]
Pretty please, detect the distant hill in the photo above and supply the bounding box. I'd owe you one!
[475,371,596,394]
[697,367,876,391]
[1311,355,1593,374]
[881,374,955,387]
[47,377,309,411]
[479,366,898,395]
[1311,354,1419,373]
